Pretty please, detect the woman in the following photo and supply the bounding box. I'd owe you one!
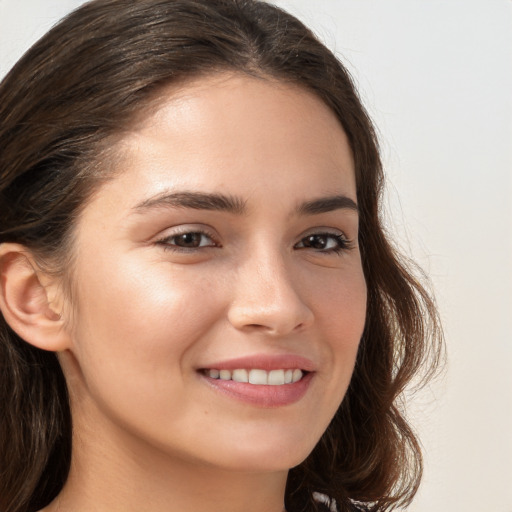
[0,1,442,511]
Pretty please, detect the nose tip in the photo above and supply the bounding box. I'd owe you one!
[227,261,314,336]
[228,301,312,336]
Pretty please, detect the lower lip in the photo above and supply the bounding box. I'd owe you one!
[201,372,314,408]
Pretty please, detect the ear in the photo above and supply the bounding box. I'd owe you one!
[0,243,71,352]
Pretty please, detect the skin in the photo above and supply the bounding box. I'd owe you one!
[39,73,367,512]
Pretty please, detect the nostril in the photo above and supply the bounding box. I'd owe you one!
[238,322,307,336]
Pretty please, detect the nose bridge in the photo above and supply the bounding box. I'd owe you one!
[228,241,313,335]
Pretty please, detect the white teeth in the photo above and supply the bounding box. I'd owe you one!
[219,369,231,380]
[232,369,249,383]
[205,368,305,385]
[268,369,285,385]
[249,369,268,385]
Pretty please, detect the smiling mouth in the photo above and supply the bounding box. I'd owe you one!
[201,368,305,385]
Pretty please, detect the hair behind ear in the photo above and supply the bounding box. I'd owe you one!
[0,320,71,512]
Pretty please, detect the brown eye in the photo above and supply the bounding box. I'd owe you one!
[295,233,350,253]
[173,233,206,248]
[302,235,330,250]
[157,231,217,251]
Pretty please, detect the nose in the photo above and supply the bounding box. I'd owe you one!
[227,250,314,336]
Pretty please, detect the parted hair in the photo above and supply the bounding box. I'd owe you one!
[0,1,442,511]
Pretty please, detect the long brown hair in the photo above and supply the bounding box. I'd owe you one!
[0,1,443,511]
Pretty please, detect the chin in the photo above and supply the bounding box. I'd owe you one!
[209,438,316,474]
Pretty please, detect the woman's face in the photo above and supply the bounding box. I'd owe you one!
[60,74,367,473]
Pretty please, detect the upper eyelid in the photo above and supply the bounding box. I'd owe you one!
[155,224,217,238]
[298,227,349,239]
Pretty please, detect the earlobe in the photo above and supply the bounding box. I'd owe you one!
[0,243,71,352]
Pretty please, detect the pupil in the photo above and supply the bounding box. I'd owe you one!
[306,235,326,249]
[178,233,201,247]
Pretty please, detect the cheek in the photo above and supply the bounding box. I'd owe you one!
[309,264,367,388]
[78,252,221,334]
[310,262,367,337]
[68,254,227,404]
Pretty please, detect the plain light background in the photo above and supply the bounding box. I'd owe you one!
[1,1,511,511]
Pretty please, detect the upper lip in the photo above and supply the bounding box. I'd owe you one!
[199,354,317,372]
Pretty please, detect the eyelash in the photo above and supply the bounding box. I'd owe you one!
[155,229,219,252]
[155,230,353,254]
[294,232,353,254]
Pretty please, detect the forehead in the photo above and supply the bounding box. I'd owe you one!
[89,73,356,216]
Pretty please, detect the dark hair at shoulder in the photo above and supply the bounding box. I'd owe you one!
[0,1,443,511]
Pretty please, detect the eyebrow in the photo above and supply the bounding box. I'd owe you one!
[132,191,358,216]
[133,191,247,215]
[296,195,359,215]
